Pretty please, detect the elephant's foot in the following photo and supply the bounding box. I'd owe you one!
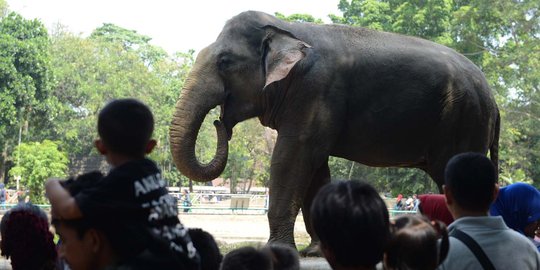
[268,235,296,250]
[268,220,297,249]
[299,241,321,257]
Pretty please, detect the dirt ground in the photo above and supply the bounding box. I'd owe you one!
[181,213,331,270]
[0,212,327,270]
[180,212,311,245]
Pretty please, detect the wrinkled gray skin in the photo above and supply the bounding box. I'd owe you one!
[170,11,499,255]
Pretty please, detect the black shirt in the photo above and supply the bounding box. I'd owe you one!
[75,158,200,269]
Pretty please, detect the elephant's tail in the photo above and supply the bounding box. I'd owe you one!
[490,110,500,181]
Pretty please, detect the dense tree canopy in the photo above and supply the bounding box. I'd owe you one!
[48,23,194,187]
[274,12,324,24]
[0,12,55,187]
[0,0,538,201]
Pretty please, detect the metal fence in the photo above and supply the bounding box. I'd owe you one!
[0,199,417,217]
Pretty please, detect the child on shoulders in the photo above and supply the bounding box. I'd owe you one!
[46,98,199,269]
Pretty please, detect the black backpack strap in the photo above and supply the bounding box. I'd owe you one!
[450,228,496,270]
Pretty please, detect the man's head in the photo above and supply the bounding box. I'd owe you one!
[311,180,390,269]
[444,152,498,215]
[0,203,57,270]
[188,228,222,270]
[54,172,116,270]
[220,246,272,270]
[262,243,300,270]
[53,218,109,270]
[96,98,156,158]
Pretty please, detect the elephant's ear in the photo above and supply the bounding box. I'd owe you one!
[262,26,311,88]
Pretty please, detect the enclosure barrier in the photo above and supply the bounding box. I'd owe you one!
[0,202,416,217]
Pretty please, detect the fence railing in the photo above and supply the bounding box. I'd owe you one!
[0,202,417,217]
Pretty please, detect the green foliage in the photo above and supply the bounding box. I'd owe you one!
[0,12,54,184]
[0,13,51,125]
[221,119,273,193]
[195,113,272,193]
[9,140,68,203]
[329,157,437,195]
[447,0,540,186]
[50,24,194,187]
[90,23,152,47]
[274,12,324,24]
[2,2,538,200]
[0,0,7,18]
[332,0,453,41]
[332,0,392,30]
[90,23,168,67]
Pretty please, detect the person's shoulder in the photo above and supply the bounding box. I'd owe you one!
[109,158,158,177]
[439,238,476,270]
[445,236,468,253]
[503,228,539,248]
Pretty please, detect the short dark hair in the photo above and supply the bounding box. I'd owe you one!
[262,243,299,270]
[310,180,390,268]
[1,203,57,270]
[61,171,103,196]
[385,215,449,270]
[189,228,222,270]
[57,171,145,260]
[220,246,272,270]
[444,152,496,212]
[55,171,104,239]
[97,98,154,157]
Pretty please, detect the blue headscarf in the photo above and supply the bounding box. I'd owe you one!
[490,182,540,234]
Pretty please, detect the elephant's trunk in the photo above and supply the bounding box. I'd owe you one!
[169,69,228,181]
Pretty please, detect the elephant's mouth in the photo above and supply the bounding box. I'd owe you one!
[219,104,233,140]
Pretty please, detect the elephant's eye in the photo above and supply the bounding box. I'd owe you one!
[218,56,233,71]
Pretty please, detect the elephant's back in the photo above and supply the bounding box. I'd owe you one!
[284,21,498,166]
[313,27,497,166]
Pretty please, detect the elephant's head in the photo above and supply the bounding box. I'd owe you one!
[170,11,311,181]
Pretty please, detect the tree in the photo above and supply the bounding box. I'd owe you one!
[447,0,540,185]
[275,12,324,24]
[147,50,195,187]
[49,24,195,187]
[0,0,7,18]
[330,0,393,30]
[9,140,68,203]
[90,23,168,67]
[221,119,273,193]
[0,12,53,184]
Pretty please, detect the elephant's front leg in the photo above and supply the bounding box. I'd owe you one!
[267,135,331,248]
[300,161,330,256]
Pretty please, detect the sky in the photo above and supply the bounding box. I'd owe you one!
[7,0,342,54]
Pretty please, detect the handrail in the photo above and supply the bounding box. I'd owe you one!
[0,204,417,217]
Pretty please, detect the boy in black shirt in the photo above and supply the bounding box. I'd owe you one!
[46,99,199,269]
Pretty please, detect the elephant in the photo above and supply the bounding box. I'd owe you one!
[169,11,500,253]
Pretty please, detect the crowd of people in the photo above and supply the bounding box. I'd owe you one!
[0,98,539,270]
[394,194,419,211]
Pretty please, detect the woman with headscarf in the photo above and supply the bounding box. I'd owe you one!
[0,203,58,270]
[394,194,404,210]
[490,182,540,252]
[417,194,454,226]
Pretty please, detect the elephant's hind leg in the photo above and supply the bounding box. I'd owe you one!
[425,136,489,193]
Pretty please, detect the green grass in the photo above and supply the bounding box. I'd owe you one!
[218,241,265,254]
